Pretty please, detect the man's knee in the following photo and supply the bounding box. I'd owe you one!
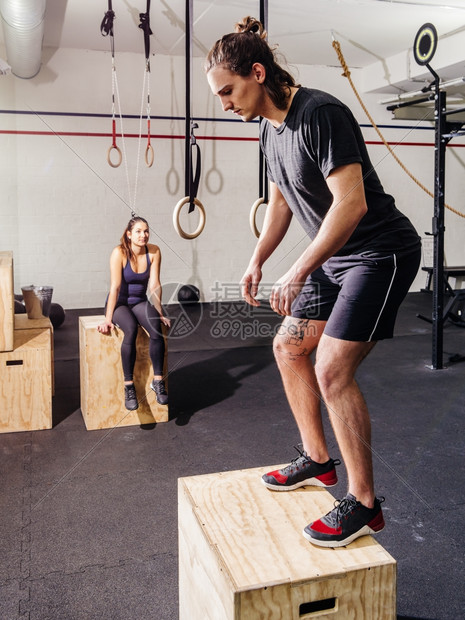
[314,358,338,398]
[273,319,320,364]
[315,338,375,397]
[272,331,288,365]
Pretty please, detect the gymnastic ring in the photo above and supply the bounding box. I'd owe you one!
[250,197,267,238]
[107,144,122,168]
[145,144,154,168]
[173,197,206,240]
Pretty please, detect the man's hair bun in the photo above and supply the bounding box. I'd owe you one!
[234,16,266,39]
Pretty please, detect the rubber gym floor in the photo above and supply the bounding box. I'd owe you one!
[1,291,464,620]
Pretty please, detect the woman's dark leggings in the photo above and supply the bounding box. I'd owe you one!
[112,301,165,381]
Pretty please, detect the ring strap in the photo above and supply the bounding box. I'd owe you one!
[188,128,201,213]
[138,0,152,63]
[100,1,115,37]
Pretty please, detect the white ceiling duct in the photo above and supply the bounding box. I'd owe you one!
[0,0,46,78]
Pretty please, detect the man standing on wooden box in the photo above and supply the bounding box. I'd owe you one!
[206,17,421,547]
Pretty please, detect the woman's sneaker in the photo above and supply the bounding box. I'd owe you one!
[262,446,340,491]
[303,493,385,548]
[124,384,138,411]
[151,379,168,405]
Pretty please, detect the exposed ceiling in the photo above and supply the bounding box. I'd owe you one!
[1,0,465,86]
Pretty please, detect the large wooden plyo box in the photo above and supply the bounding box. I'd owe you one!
[0,250,14,352]
[179,466,396,620]
[79,315,169,430]
[0,318,53,433]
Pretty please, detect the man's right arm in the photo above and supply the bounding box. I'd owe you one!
[241,182,293,306]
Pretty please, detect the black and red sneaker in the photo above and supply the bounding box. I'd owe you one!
[303,493,385,548]
[262,446,340,491]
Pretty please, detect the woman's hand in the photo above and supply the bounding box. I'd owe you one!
[161,316,171,329]
[97,320,114,334]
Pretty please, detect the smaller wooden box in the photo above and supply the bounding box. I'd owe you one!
[14,314,55,394]
[14,314,54,332]
[0,326,53,433]
[79,315,169,430]
[179,466,396,620]
[0,251,14,352]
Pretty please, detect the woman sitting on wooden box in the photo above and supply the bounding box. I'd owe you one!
[98,216,170,410]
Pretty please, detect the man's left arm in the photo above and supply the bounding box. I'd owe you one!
[270,163,367,316]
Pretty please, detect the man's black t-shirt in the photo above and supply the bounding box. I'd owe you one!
[260,87,420,255]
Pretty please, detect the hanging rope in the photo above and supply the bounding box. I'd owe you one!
[145,92,153,167]
[250,135,270,237]
[139,0,154,167]
[101,1,153,214]
[102,0,122,168]
[173,0,206,240]
[332,38,465,219]
[188,122,201,211]
[173,121,206,239]
[250,0,269,238]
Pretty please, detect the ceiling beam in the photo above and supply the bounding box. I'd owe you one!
[362,29,465,94]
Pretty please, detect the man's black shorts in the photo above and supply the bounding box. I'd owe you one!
[291,247,421,342]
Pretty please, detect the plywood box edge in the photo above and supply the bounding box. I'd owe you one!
[179,478,240,589]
